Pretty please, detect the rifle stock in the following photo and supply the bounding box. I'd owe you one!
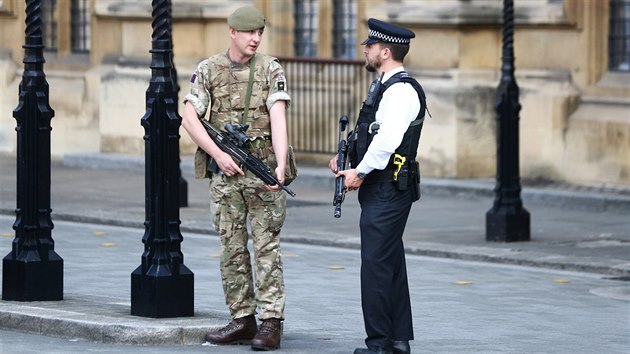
[199,119,296,197]
[333,115,350,218]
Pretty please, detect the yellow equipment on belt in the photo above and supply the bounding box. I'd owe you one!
[393,154,406,181]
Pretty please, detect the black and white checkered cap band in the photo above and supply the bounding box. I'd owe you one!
[368,29,411,44]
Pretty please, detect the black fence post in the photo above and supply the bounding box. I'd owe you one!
[486,0,531,242]
[131,0,194,318]
[2,0,63,301]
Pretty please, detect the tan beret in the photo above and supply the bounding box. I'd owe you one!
[227,6,266,31]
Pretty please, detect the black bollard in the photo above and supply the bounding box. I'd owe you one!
[131,0,194,318]
[166,0,188,208]
[486,0,531,242]
[2,0,63,301]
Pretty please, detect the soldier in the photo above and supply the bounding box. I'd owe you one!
[181,5,290,351]
[329,18,427,354]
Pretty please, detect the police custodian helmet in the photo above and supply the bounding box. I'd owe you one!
[361,18,415,45]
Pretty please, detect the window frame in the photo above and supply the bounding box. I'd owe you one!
[42,0,59,52]
[71,0,91,54]
[293,0,318,57]
[332,0,357,59]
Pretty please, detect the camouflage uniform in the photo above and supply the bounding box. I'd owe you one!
[184,52,291,320]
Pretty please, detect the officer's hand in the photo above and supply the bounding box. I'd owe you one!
[214,151,244,177]
[329,155,339,174]
[336,168,363,191]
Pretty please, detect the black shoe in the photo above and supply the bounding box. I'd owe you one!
[393,340,410,354]
[353,348,393,354]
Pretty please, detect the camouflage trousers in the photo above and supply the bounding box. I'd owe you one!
[210,170,286,320]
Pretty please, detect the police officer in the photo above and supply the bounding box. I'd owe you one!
[329,18,427,354]
[181,5,290,351]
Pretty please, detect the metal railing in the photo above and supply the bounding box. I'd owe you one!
[278,57,374,154]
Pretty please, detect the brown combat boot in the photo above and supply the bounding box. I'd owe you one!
[251,318,283,351]
[204,315,257,345]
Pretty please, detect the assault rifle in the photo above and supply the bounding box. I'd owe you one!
[333,115,350,218]
[199,119,296,197]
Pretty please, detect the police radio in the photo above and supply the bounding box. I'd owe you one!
[363,72,384,108]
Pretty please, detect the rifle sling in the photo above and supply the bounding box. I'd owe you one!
[242,54,256,125]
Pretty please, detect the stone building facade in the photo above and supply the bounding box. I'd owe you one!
[0,0,628,187]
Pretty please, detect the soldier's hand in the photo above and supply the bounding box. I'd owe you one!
[264,167,285,192]
[214,151,244,177]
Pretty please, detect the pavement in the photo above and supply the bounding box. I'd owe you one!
[0,152,629,353]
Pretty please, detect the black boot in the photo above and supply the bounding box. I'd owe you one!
[353,348,393,354]
[393,340,410,354]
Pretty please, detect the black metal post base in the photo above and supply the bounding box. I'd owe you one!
[486,207,530,242]
[131,266,194,318]
[2,255,63,301]
[4,0,63,302]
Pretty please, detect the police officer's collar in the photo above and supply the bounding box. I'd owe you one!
[380,66,406,83]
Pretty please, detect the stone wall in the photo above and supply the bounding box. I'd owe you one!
[0,0,628,188]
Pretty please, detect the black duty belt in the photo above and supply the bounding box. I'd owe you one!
[363,168,395,185]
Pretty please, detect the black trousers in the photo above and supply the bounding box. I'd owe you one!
[358,182,414,350]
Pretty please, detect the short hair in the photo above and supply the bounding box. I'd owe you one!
[380,42,410,62]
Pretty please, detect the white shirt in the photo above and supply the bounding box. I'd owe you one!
[356,67,421,175]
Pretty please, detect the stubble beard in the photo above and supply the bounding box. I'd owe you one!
[365,57,381,73]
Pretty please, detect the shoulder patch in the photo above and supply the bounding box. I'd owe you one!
[277,75,285,91]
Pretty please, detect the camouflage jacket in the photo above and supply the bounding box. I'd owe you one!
[185,52,291,178]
